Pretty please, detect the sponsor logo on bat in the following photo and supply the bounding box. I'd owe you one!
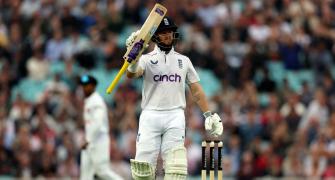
[155,8,164,16]
[128,39,144,62]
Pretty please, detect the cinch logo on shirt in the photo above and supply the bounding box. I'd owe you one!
[153,74,181,82]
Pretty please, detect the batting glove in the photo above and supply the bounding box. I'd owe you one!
[204,112,223,137]
[126,30,140,48]
[126,30,149,50]
[126,30,141,73]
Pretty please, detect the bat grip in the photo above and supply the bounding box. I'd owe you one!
[106,61,129,94]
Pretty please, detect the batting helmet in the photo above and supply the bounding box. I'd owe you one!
[155,16,178,34]
[152,17,179,51]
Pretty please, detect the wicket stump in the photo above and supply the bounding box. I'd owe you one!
[201,140,223,180]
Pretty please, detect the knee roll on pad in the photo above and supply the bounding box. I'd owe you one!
[164,146,187,180]
[130,159,155,180]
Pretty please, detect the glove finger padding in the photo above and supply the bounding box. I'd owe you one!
[204,117,212,131]
[126,30,140,48]
[212,113,221,123]
[211,113,223,137]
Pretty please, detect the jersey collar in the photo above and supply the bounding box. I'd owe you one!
[154,45,175,55]
[85,91,98,103]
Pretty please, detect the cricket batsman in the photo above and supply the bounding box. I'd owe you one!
[125,17,223,179]
[79,75,123,180]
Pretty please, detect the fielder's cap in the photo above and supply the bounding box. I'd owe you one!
[79,74,97,86]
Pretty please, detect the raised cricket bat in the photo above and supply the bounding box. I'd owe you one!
[106,3,167,94]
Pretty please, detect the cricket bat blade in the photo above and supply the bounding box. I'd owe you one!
[106,3,167,94]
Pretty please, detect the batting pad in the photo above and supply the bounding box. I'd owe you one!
[164,146,187,180]
[130,159,155,180]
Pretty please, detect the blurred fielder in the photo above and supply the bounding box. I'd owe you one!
[79,75,123,180]
[126,17,223,180]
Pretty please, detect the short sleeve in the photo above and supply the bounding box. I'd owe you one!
[186,58,200,84]
[138,56,146,72]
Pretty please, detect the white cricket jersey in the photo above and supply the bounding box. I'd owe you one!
[83,91,109,144]
[138,45,200,110]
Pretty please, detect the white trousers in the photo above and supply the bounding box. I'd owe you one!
[135,109,186,168]
[80,135,123,180]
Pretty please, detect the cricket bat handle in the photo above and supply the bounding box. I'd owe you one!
[106,61,129,94]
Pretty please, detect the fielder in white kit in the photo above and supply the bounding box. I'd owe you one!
[126,17,223,180]
[79,75,123,180]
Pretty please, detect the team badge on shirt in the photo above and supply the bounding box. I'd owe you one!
[178,59,183,69]
[150,60,158,64]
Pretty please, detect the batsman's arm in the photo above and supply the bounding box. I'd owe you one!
[190,82,223,137]
[126,65,144,79]
[189,82,210,113]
